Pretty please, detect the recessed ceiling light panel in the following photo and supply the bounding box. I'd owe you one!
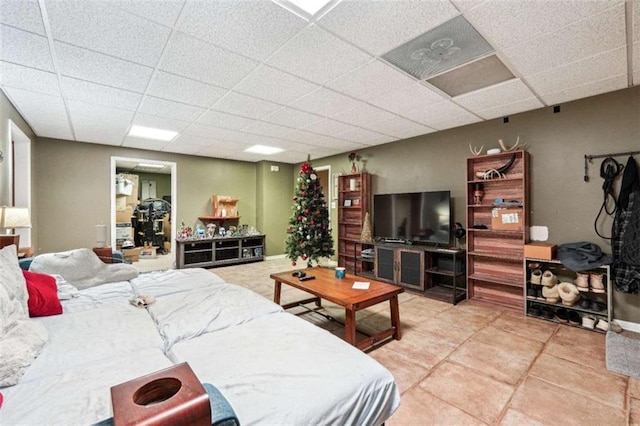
[245,145,284,155]
[382,15,494,80]
[128,125,178,141]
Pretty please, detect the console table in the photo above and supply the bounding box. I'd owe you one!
[176,235,265,269]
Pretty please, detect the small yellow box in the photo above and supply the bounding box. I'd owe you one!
[524,243,558,260]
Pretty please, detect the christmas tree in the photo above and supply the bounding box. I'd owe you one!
[285,158,334,267]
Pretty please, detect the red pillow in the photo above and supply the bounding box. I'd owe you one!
[22,270,62,317]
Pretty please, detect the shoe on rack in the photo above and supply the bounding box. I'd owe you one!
[591,273,606,293]
[536,287,545,301]
[575,272,590,292]
[568,311,581,325]
[527,287,537,299]
[530,269,542,284]
[554,308,569,323]
[528,304,542,317]
[542,284,560,304]
[541,270,558,287]
[595,319,609,332]
[579,298,591,309]
[558,282,580,306]
[582,315,597,329]
[541,307,555,320]
[590,301,606,312]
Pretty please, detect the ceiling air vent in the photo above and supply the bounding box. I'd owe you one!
[382,15,494,80]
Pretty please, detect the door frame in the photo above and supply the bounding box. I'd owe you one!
[110,156,177,264]
[8,120,32,247]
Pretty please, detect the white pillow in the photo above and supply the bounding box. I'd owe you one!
[0,245,29,334]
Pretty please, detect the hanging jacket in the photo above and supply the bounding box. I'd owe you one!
[612,156,640,293]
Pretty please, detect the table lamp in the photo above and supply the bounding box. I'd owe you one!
[0,207,32,250]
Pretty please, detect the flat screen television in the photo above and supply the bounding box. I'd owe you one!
[373,191,451,245]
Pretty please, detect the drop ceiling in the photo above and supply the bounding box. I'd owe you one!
[0,0,637,164]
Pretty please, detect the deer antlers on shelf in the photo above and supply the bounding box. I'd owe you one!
[469,144,484,156]
[498,136,520,152]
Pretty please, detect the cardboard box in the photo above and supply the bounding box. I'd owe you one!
[139,247,157,259]
[119,173,139,206]
[116,206,134,223]
[115,195,127,211]
[491,208,522,231]
[122,247,141,263]
[525,243,557,260]
[115,223,133,241]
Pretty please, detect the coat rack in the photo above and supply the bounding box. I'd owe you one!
[584,150,640,182]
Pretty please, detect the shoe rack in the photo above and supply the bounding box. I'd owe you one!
[524,257,612,333]
[466,150,529,309]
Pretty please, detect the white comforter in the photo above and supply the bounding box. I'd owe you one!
[171,313,401,426]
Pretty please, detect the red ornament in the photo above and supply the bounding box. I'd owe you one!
[301,192,306,197]
[292,261,297,266]
[310,220,315,225]
[298,216,302,221]
[302,255,307,260]
[304,209,310,214]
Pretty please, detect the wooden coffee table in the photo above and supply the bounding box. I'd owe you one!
[270,267,403,350]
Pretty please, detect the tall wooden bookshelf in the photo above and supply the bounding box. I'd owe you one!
[337,172,371,273]
[466,150,529,309]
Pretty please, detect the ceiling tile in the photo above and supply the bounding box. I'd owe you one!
[0,0,45,34]
[332,103,402,129]
[121,135,170,151]
[289,87,364,117]
[55,42,153,93]
[453,79,536,112]
[184,123,254,144]
[475,97,544,120]
[464,0,620,50]
[3,87,69,133]
[326,59,416,102]
[30,122,74,140]
[45,0,171,67]
[501,3,626,76]
[525,47,627,96]
[68,99,133,123]
[194,145,246,159]
[178,0,306,61]
[373,117,436,139]
[312,136,365,152]
[302,118,361,138]
[171,134,219,147]
[160,32,259,88]
[540,75,628,105]
[318,0,459,55]
[265,24,372,85]
[404,99,480,127]
[429,113,482,131]
[61,77,141,111]
[196,110,256,131]
[108,0,183,27]
[165,143,207,156]
[211,92,281,120]
[233,65,319,106]
[282,128,329,144]
[0,25,53,71]
[139,96,205,122]
[0,61,60,96]
[369,82,446,117]
[243,121,294,138]
[132,112,191,133]
[262,106,324,128]
[337,127,395,145]
[147,71,228,108]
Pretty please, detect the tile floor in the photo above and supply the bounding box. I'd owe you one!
[208,257,637,425]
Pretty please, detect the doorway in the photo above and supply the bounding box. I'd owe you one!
[8,120,31,248]
[110,156,177,269]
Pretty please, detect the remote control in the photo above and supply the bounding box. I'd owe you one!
[299,275,315,281]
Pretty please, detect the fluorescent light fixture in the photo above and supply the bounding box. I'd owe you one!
[245,145,284,155]
[137,163,165,169]
[272,0,338,19]
[128,125,178,141]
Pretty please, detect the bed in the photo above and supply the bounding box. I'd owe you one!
[0,246,400,425]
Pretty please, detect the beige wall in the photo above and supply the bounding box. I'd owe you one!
[311,86,640,321]
[8,85,640,321]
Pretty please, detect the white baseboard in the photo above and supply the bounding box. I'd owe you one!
[614,319,640,333]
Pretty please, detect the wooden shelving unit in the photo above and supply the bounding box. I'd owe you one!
[176,235,265,269]
[337,172,371,273]
[466,150,529,310]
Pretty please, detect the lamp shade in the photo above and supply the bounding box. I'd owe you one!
[0,207,32,229]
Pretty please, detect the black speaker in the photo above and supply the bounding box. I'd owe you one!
[453,222,466,240]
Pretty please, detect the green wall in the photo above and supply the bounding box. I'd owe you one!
[256,161,295,256]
